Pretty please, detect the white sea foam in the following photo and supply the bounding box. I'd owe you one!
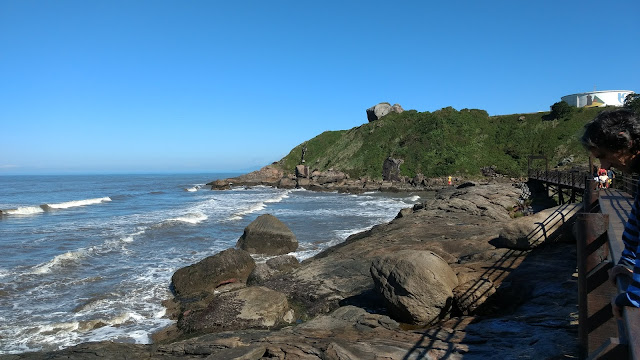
[43,197,112,210]
[30,248,89,275]
[229,202,266,221]
[264,190,290,203]
[409,195,421,202]
[227,190,290,221]
[334,226,373,241]
[1,206,45,215]
[168,212,208,224]
[185,185,202,192]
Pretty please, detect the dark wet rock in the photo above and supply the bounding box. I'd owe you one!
[236,214,298,255]
[209,179,231,190]
[178,286,293,335]
[171,248,255,299]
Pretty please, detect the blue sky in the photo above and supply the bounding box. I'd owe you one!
[1,1,638,174]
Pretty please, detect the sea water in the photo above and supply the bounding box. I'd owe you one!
[0,173,424,354]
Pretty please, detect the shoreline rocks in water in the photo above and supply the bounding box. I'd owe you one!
[206,164,515,193]
[8,182,580,359]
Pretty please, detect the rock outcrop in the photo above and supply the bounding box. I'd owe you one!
[382,157,404,181]
[208,165,285,189]
[370,250,458,325]
[13,182,580,360]
[366,102,404,122]
[247,255,301,285]
[236,214,298,255]
[177,286,294,334]
[170,248,255,298]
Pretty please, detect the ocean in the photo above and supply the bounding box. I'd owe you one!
[0,173,425,354]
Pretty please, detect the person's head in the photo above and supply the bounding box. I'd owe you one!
[581,109,640,171]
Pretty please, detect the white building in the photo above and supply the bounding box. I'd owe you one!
[561,90,635,108]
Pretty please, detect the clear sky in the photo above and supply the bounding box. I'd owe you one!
[1,1,638,175]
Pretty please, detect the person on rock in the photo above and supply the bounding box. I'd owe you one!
[581,108,640,318]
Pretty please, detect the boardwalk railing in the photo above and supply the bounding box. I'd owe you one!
[528,164,640,359]
[576,179,640,359]
[528,168,590,204]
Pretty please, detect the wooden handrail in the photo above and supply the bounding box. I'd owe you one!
[600,188,640,360]
[580,186,640,359]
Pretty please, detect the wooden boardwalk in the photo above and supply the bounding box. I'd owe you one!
[576,184,640,359]
[527,163,640,358]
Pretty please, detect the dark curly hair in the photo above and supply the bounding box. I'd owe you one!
[581,108,640,154]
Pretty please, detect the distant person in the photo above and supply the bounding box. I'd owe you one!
[607,169,615,188]
[581,108,640,318]
[448,176,452,186]
[597,167,609,189]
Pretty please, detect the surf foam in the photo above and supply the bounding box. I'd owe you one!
[43,197,112,210]
[1,206,45,215]
[168,212,208,224]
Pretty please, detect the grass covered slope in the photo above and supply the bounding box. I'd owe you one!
[277,106,608,179]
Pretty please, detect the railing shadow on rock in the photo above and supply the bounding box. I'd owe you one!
[402,203,582,359]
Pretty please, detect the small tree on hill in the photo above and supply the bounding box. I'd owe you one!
[550,101,573,120]
[625,93,640,114]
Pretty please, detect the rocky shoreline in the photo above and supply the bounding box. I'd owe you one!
[3,179,581,360]
[208,164,470,193]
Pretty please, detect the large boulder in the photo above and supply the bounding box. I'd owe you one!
[177,286,294,334]
[237,214,298,255]
[171,248,255,298]
[370,250,458,325]
[366,102,404,122]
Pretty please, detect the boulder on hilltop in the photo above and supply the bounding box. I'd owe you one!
[366,102,404,122]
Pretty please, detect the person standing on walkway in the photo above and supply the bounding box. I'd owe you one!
[581,108,640,318]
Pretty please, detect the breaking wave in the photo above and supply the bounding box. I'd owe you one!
[1,206,45,215]
[167,212,208,224]
[30,248,90,275]
[227,190,291,221]
[1,197,112,216]
[42,197,112,210]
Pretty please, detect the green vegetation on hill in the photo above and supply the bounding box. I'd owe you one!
[277,106,612,179]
